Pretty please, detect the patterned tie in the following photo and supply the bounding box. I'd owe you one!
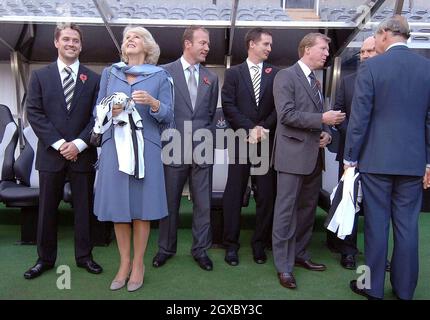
[187,65,198,109]
[251,65,261,106]
[309,72,323,112]
[63,66,75,111]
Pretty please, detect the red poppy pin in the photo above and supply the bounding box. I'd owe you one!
[203,77,211,85]
[265,68,272,74]
[79,74,87,84]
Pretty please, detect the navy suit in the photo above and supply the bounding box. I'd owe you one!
[344,45,430,299]
[221,62,279,254]
[326,72,359,257]
[26,62,99,265]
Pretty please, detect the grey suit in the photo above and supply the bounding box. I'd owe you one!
[158,58,219,258]
[272,62,329,273]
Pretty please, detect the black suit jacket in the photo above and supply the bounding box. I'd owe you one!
[222,62,279,159]
[26,62,99,173]
[333,72,356,162]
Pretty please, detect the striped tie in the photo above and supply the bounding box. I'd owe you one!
[63,66,75,111]
[309,72,323,112]
[251,65,261,106]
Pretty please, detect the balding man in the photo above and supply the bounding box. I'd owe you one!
[346,15,430,300]
[326,36,377,270]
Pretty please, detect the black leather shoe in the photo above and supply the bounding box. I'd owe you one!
[340,254,356,270]
[278,272,297,289]
[253,251,267,264]
[224,249,239,266]
[350,280,382,300]
[385,261,391,272]
[24,263,54,279]
[194,255,213,271]
[152,253,172,268]
[295,259,326,271]
[77,260,103,274]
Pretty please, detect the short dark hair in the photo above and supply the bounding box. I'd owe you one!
[182,26,209,49]
[245,28,272,50]
[298,33,331,58]
[54,23,83,42]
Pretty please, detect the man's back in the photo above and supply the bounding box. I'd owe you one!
[346,46,430,176]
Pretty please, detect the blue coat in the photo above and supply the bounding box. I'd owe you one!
[94,65,174,222]
[344,46,430,176]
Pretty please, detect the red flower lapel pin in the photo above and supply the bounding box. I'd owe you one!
[265,67,272,74]
[79,74,88,84]
[203,77,211,85]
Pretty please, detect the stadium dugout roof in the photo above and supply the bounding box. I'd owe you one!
[1,0,429,66]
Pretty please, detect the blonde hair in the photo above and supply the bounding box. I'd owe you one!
[121,26,160,65]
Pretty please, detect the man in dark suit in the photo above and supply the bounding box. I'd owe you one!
[326,36,377,269]
[346,15,430,300]
[153,26,219,271]
[272,33,346,289]
[24,23,102,279]
[221,28,278,266]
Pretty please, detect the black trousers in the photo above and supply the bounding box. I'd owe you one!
[37,167,95,265]
[222,161,276,252]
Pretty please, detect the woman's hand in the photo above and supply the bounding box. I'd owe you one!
[132,90,160,112]
[112,103,123,117]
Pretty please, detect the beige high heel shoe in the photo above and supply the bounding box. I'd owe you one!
[110,278,127,291]
[127,265,145,292]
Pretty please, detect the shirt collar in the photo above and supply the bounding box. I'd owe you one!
[386,42,408,52]
[246,58,263,71]
[298,60,312,78]
[57,58,80,77]
[180,56,200,73]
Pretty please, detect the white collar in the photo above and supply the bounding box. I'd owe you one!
[246,58,263,71]
[386,42,408,52]
[180,56,200,73]
[57,58,80,76]
[298,60,313,78]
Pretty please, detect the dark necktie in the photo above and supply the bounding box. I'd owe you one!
[251,65,261,106]
[187,65,198,109]
[309,72,323,112]
[63,66,75,111]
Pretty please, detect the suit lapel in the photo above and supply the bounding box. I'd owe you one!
[259,63,270,105]
[171,59,193,112]
[194,66,210,114]
[239,62,258,108]
[68,65,85,113]
[48,63,67,110]
[294,63,321,111]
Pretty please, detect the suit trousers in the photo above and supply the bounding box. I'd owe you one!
[37,168,95,265]
[222,161,275,252]
[158,164,212,258]
[273,152,322,273]
[361,173,421,300]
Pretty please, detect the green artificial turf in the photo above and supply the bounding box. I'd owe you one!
[1,199,429,300]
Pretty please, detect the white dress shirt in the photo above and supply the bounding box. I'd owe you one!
[52,58,87,153]
[180,56,200,88]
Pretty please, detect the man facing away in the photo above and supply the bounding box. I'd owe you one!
[153,26,219,271]
[272,33,345,289]
[24,23,102,279]
[346,15,430,300]
[221,27,279,266]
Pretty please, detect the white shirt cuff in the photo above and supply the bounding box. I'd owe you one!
[343,160,358,166]
[52,139,66,151]
[72,139,88,153]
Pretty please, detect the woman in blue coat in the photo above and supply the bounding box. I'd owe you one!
[94,26,174,292]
